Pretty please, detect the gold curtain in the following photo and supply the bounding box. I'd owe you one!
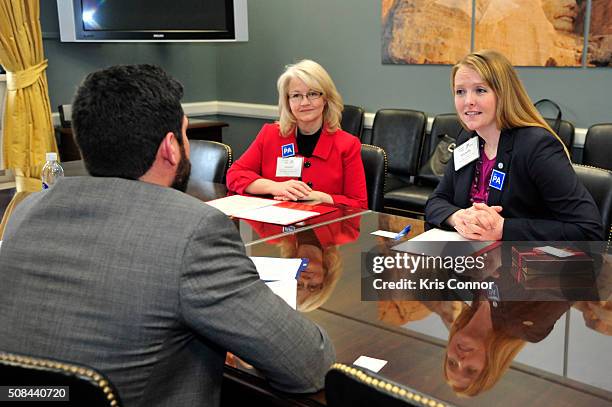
[0,0,57,238]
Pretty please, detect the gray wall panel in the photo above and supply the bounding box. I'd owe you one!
[217,0,611,129]
[38,1,611,128]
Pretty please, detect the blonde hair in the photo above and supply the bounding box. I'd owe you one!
[451,49,570,158]
[443,301,526,397]
[277,59,344,137]
[279,239,343,312]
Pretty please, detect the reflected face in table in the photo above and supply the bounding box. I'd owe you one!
[446,329,487,391]
[295,243,344,312]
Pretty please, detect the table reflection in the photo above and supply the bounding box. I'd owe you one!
[444,298,570,397]
[245,211,612,405]
[248,215,361,312]
[376,296,612,400]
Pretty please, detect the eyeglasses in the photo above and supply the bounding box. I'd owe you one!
[297,279,324,292]
[288,91,323,103]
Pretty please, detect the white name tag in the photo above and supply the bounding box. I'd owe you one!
[453,136,480,171]
[276,156,304,177]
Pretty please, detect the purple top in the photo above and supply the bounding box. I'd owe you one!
[470,150,496,204]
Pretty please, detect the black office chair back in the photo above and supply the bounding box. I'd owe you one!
[188,140,233,185]
[0,351,122,407]
[58,104,72,127]
[544,118,575,153]
[326,363,454,407]
[361,144,387,211]
[573,164,612,241]
[341,105,366,141]
[371,109,426,179]
[583,123,612,171]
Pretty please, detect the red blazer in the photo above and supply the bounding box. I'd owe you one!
[226,123,368,209]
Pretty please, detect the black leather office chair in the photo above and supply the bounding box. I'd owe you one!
[583,123,612,171]
[544,118,575,154]
[370,109,426,215]
[383,113,457,216]
[325,363,454,407]
[361,144,387,212]
[0,351,122,406]
[341,105,365,141]
[573,164,612,241]
[188,140,233,185]
[58,104,72,127]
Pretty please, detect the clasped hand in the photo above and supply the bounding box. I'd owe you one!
[270,180,312,201]
[271,180,333,204]
[450,203,504,241]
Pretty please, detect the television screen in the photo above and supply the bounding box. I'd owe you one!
[57,0,248,42]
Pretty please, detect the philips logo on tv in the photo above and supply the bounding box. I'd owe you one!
[153,34,165,38]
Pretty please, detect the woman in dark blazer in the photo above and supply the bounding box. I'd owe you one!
[425,50,602,241]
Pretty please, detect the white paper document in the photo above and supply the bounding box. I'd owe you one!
[251,256,306,310]
[265,280,297,309]
[204,195,277,216]
[251,257,304,281]
[407,228,470,242]
[236,205,319,225]
[353,355,388,373]
[393,228,496,257]
[370,230,400,239]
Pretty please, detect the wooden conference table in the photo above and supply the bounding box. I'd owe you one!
[63,164,612,406]
[242,212,612,407]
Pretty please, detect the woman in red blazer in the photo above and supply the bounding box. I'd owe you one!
[226,59,368,209]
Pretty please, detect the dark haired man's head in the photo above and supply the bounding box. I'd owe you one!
[72,64,187,181]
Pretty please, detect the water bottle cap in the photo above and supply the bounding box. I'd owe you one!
[46,152,58,161]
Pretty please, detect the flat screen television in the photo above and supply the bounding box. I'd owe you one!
[57,0,248,42]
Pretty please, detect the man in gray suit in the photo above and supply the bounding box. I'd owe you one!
[0,65,335,406]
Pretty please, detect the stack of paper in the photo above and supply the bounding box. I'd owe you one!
[205,195,277,216]
[205,195,336,225]
[237,205,320,225]
[393,228,498,257]
[251,257,307,281]
[250,256,309,309]
[408,228,470,242]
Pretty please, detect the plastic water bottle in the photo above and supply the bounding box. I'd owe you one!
[41,152,64,190]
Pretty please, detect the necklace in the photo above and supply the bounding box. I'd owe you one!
[469,139,496,204]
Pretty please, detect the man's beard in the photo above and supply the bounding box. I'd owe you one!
[171,142,191,193]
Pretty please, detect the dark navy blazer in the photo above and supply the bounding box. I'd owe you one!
[425,127,603,241]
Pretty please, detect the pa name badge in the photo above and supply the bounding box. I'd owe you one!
[281,143,295,158]
[489,169,506,191]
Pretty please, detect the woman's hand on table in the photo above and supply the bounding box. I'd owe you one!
[300,190,333,204]
[270,180,312,201]
[449,203,504,241]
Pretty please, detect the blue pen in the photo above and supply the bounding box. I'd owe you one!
[393,225,412,240]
